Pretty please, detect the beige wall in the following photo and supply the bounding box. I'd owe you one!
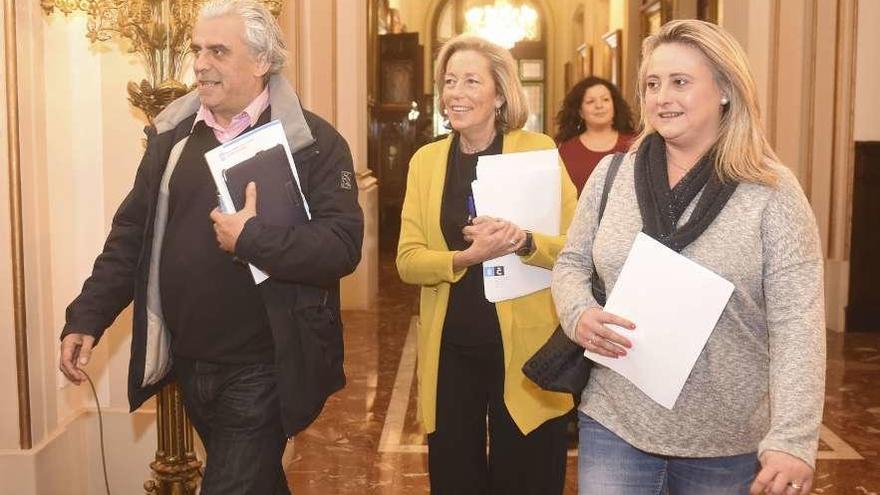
[759,0,856,332]
[719,0,775,121]
[0,0,161,490]
[283,0,378,310]
[855,0,880,141]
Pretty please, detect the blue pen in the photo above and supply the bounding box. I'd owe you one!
[466,194,477,225]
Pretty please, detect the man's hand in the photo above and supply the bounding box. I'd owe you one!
[59,333,95,384]
[210,181,257,253]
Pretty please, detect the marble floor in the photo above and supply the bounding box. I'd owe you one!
[286,239,880,494]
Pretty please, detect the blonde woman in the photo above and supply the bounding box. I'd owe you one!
[552,20,825,495]
[397,35,577,494]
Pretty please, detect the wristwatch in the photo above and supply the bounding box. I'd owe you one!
[515,231,535,257]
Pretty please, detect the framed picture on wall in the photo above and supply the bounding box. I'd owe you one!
[641,0,672,37]
[565,62,573,91]
[381,59,414,105]
[522,83,544,133]
[576,43,593,80]
[601,29,622,87]
[697,0,720,23]
[519,59,544,81]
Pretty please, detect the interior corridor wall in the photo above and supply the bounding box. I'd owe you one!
[281,0,378,310]
[1,0,159,492]
[721,0,858,332]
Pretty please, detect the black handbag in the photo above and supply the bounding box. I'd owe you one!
[521,152,624,395]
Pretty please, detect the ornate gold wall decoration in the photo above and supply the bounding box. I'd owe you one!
[40,0,283,122]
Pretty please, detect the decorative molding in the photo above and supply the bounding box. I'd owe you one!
[767,0,780,146]
[802,0,818,200]
[294,0,302,91]
[331,0,338,126]
[4,0,32,450]
[832,0,858,260]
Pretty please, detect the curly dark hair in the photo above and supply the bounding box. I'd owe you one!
[554,76,635,143]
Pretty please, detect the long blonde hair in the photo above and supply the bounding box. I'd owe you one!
[434,34,528,132]
[632,20,778,185]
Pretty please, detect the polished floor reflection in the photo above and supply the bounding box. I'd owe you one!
[287,240,880,494]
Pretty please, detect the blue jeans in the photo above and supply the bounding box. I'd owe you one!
[175,359,290,495]
[578,412,758,495]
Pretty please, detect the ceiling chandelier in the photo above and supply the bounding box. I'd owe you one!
[464,0,538,49]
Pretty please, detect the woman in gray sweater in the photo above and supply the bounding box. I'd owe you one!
[551,20,825,495]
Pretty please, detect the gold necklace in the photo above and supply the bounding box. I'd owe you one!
[668,160,690,172]
[668,156,699,174]
[460,130,497,154]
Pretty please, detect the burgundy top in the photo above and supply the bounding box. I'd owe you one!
[558,133,634,196]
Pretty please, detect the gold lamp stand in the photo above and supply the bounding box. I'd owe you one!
[39,1,283,493]
[144,383,202,494]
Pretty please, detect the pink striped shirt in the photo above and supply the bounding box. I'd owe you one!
[193,86,270,143]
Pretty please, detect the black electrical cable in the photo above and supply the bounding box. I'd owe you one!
[81,370,111,495]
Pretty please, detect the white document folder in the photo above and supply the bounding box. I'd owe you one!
[204,120,310,284]
[585,232,735,409]
[471,149,561,302]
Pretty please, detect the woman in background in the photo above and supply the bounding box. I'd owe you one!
[555,76,635,196]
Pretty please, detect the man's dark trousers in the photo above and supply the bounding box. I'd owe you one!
[175,358,291,495]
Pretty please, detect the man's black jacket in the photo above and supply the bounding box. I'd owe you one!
[61,76,363,437]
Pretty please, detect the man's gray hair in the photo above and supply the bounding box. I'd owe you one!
[199,0,288,75]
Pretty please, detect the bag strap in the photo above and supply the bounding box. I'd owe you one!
[597,152,624,224]
[589,152,624,307]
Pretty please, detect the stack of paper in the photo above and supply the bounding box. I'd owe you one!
[204,120,310,284]
[585,233,734,409]
[471,148,561,302]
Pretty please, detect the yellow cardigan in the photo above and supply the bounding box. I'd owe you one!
[396,129,578,435]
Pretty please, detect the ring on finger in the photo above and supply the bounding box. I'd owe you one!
[787,481,803,490]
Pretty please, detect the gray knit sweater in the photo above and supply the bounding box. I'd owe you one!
[551,152,826,467]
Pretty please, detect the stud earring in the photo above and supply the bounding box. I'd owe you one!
[721,96,729,106]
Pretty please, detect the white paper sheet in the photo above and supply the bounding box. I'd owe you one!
[471,149,561,302]
[204,120,310,284]
[585,232,734,409]
[476,148,561,180]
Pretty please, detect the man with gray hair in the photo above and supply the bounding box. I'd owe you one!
[58,1,363,492]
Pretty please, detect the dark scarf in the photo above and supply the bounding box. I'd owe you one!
[633,133,738,252]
